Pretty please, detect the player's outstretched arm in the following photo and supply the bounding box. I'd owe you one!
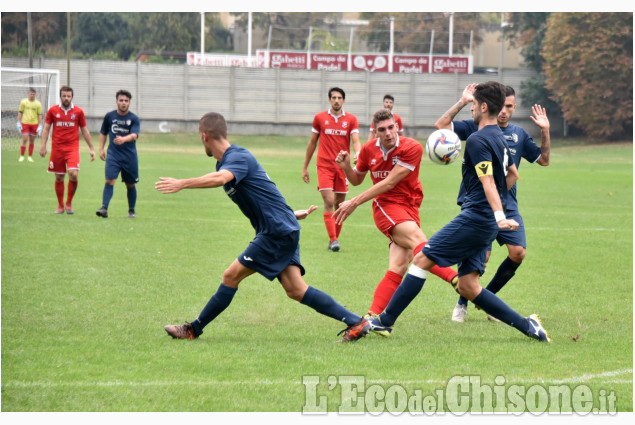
[480,174,518,231]
[294,205,318,220]
[434,83,477,129]
[155,169,235,193]
[530,104,551,166]
[39,123,51,157]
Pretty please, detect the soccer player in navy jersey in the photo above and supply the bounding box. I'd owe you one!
[96,90,141,218]
[364,81,551,343]
[157,112,370,342]
[435,83,551,323]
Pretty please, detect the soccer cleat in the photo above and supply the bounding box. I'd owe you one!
[128,210,136,218]
[96,207,108,218]
[65,204,74,215]
[368,315,393,337]
[164,322,198,339]
[27,157,34,163]
[337,318,370,342]
[328,240,340,252]
[526,314,553,343]
[54,207,65,214]
[452,303,467,322]
[18,156,25,162]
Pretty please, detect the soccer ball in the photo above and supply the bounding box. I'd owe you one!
[426,129,462,165]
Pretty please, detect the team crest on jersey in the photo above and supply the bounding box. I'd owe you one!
[71,114,76,120]
[126,120,132,126]
[392,156,401,165]
[371,158,377,165]
[511,133,518,143]
[324,120,330,126]
[56,113,60,118]
[342,121,348,128]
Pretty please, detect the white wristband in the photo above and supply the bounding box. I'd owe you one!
[494,210,506,222]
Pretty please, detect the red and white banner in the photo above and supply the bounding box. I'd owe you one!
[310,53,348,71]
[393,55,430,73]
[190,50,471,74]
[351,55,389,72]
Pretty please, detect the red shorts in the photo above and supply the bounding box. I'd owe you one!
[47,149,80,174]
[372,200,420,240]
[316,166,348,194]
[21,124,38,136]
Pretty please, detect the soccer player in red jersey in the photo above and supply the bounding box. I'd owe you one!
[368,94,404,141]
[334,108,458,326]
[302,87,361,252]
[39,86,95,214]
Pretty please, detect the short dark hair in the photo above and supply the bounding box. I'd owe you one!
[504,85,516,98]
[200,112,228,140]
[29,88,36,93]
[60,86,73,97]
[328,87,345,100]
[383,94,394,102]
[116,89,132,100]
[372,108,394,128]
[474,81,506,117]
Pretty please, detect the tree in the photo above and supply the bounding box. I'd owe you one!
[231,12,339,50]
[505,12,564,122]
[71,13,134,60]
[359,12,483,54]
[542,12,633,140]
[1,12,66,55]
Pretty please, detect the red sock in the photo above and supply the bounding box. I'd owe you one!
[335,221,342,239]
[66,180,78,206]
[55,181,65,207]
[323,212,337,242]
[20,146,26,156]
[28,143,34,156]
[368,270,404,315]
[414,241,458,284]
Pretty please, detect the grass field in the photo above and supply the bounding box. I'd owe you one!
[1,133,632,416]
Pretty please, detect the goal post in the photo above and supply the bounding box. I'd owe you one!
[1,67,60,150]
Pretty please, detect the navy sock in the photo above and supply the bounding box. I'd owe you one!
[457,295,469,306]
[380,273,426,327]
[472,288,529,335]
[486,256,521,294]
[301,286,361,326]
[126,185,137,212]
[191,283,237,335]
[102,184,114,209]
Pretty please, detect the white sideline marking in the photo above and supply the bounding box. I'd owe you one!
[3,369,632,389]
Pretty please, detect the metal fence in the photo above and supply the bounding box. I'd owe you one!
[1,57,548,140]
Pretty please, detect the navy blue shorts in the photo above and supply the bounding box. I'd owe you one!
[105,157,139,184]
[237,230,305,281]
[494,209,526,248]
[422,210,498,277]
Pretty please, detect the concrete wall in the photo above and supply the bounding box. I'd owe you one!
[2,57,559,140]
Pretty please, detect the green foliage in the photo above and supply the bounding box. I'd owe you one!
[542,12,633,140]
[505,13,564,124]
[1,135,632,412]
[359,12,483,54]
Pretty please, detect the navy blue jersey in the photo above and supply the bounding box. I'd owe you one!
[453,119,541,210]
[460,125,512,216]
[100,110,141,163]
[217,145,300,236]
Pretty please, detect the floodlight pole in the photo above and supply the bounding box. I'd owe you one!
[389,16,394,73]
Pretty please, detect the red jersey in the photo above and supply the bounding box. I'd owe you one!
[45,103,87,153]
[312,109,359,168]
[355,136,423,208]
[370,112,404,134]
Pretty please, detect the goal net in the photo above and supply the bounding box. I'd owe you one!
[1,67,60,150]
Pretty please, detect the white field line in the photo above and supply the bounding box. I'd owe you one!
[3,369,632,389]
